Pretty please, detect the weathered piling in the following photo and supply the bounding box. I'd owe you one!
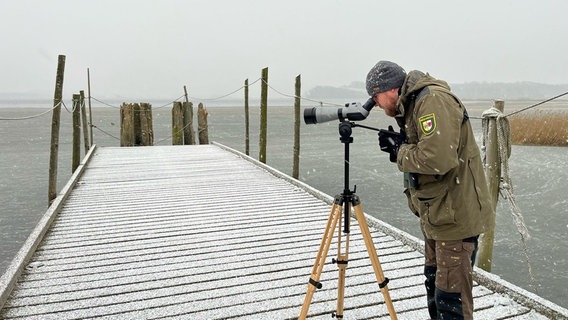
[183,86,196,145]
[80,91,89,153]
[182,102,195,145]
[244,78,250,156]
[172,102,184,145]
[198,103,209,144]
[72,94,81,173]
[48,54,66,206]
[293,74,301,179]
[121,103,154,147]
[87,68,94,145]
[477,100,505,272]
[138,103,154,146]
[259,67,268,163]
[120,103,136,147]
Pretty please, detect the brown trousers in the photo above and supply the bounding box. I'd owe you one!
[425,237,478,320]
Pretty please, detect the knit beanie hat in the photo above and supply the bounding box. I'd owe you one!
[365,61,407,96]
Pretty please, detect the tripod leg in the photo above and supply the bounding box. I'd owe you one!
[334,218,349,319]
[299,197,343,320]
[353,201,398,320]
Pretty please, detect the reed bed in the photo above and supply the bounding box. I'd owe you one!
[508,110,568,146]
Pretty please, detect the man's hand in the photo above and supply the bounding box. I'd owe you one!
[378,125,406,162]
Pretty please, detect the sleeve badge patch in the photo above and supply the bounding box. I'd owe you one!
[419,113,436,135]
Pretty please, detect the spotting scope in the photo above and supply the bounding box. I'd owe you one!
[304,98,375,124]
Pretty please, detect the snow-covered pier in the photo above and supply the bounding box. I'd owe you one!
[1,144,566,319]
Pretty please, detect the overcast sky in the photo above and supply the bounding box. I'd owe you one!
[1,0,567,101]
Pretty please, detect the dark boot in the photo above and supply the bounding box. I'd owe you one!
[424,265,437,319]
[435,288,463,320]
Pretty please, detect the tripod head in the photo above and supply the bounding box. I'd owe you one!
[338,121,354,144]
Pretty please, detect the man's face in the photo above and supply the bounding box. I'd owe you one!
[372,88,399,117]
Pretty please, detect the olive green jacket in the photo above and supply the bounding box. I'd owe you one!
[395,71,494,240]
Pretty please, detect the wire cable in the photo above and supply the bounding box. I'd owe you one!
[0,101,64,120]
[91,97,120,109]
[91,124,120,141]
[186,78,261,102]
[505,91,568,117]
[0,107,54,120]
[262,79,345,107]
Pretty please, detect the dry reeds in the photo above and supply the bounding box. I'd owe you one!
[508,110,568,146]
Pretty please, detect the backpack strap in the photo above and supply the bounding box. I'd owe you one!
[415,85,469,124]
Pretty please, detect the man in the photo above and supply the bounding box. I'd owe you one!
[366,61,493,320]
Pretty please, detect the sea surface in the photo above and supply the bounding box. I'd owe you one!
[1,99,567,309]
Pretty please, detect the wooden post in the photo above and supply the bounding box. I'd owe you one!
[183,86,196,145]
[259,67,268,163]
[139,103,154,146]
[80,90,89,153]
[48,54,65,206]
[120,103,135,147]
[244,78,250,156]
[133,103,142,145]
[182,101,190,145]
[87,68,94,145]
[182,102,195,145]
[72,94,81,173]
[477,100,505,272]
[293,74,301,179]
[121,103,153,146]
[184,85,189,102]
[198,103,209,144]
[172,101,184,145]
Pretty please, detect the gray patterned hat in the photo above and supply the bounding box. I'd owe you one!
[365,61,406,96]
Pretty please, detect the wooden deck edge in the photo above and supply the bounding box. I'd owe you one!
[474,268,568,319]
[0,145,98,310]
[213,141,568,319]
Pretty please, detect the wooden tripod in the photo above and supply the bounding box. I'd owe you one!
[298,122,397,319]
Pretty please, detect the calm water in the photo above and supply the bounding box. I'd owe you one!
[1,100,567,309]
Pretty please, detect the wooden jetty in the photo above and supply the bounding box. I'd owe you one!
[1,144,567,319]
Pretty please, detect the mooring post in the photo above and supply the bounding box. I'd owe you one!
[182,101,195,145]
[198,103,209,144]
[139,103,154,146]
[48,54,66,206]
[120,103,135,147]
[259,67,268,163]
[477,100,505,272]
[183,86,196,145]
[87,68,94,145]
[80,90,89,153]
[244,78,250,156]
[132,103,141,145]
[172,101,184,145]
[72,94,81,173]
[293,74,301,179]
